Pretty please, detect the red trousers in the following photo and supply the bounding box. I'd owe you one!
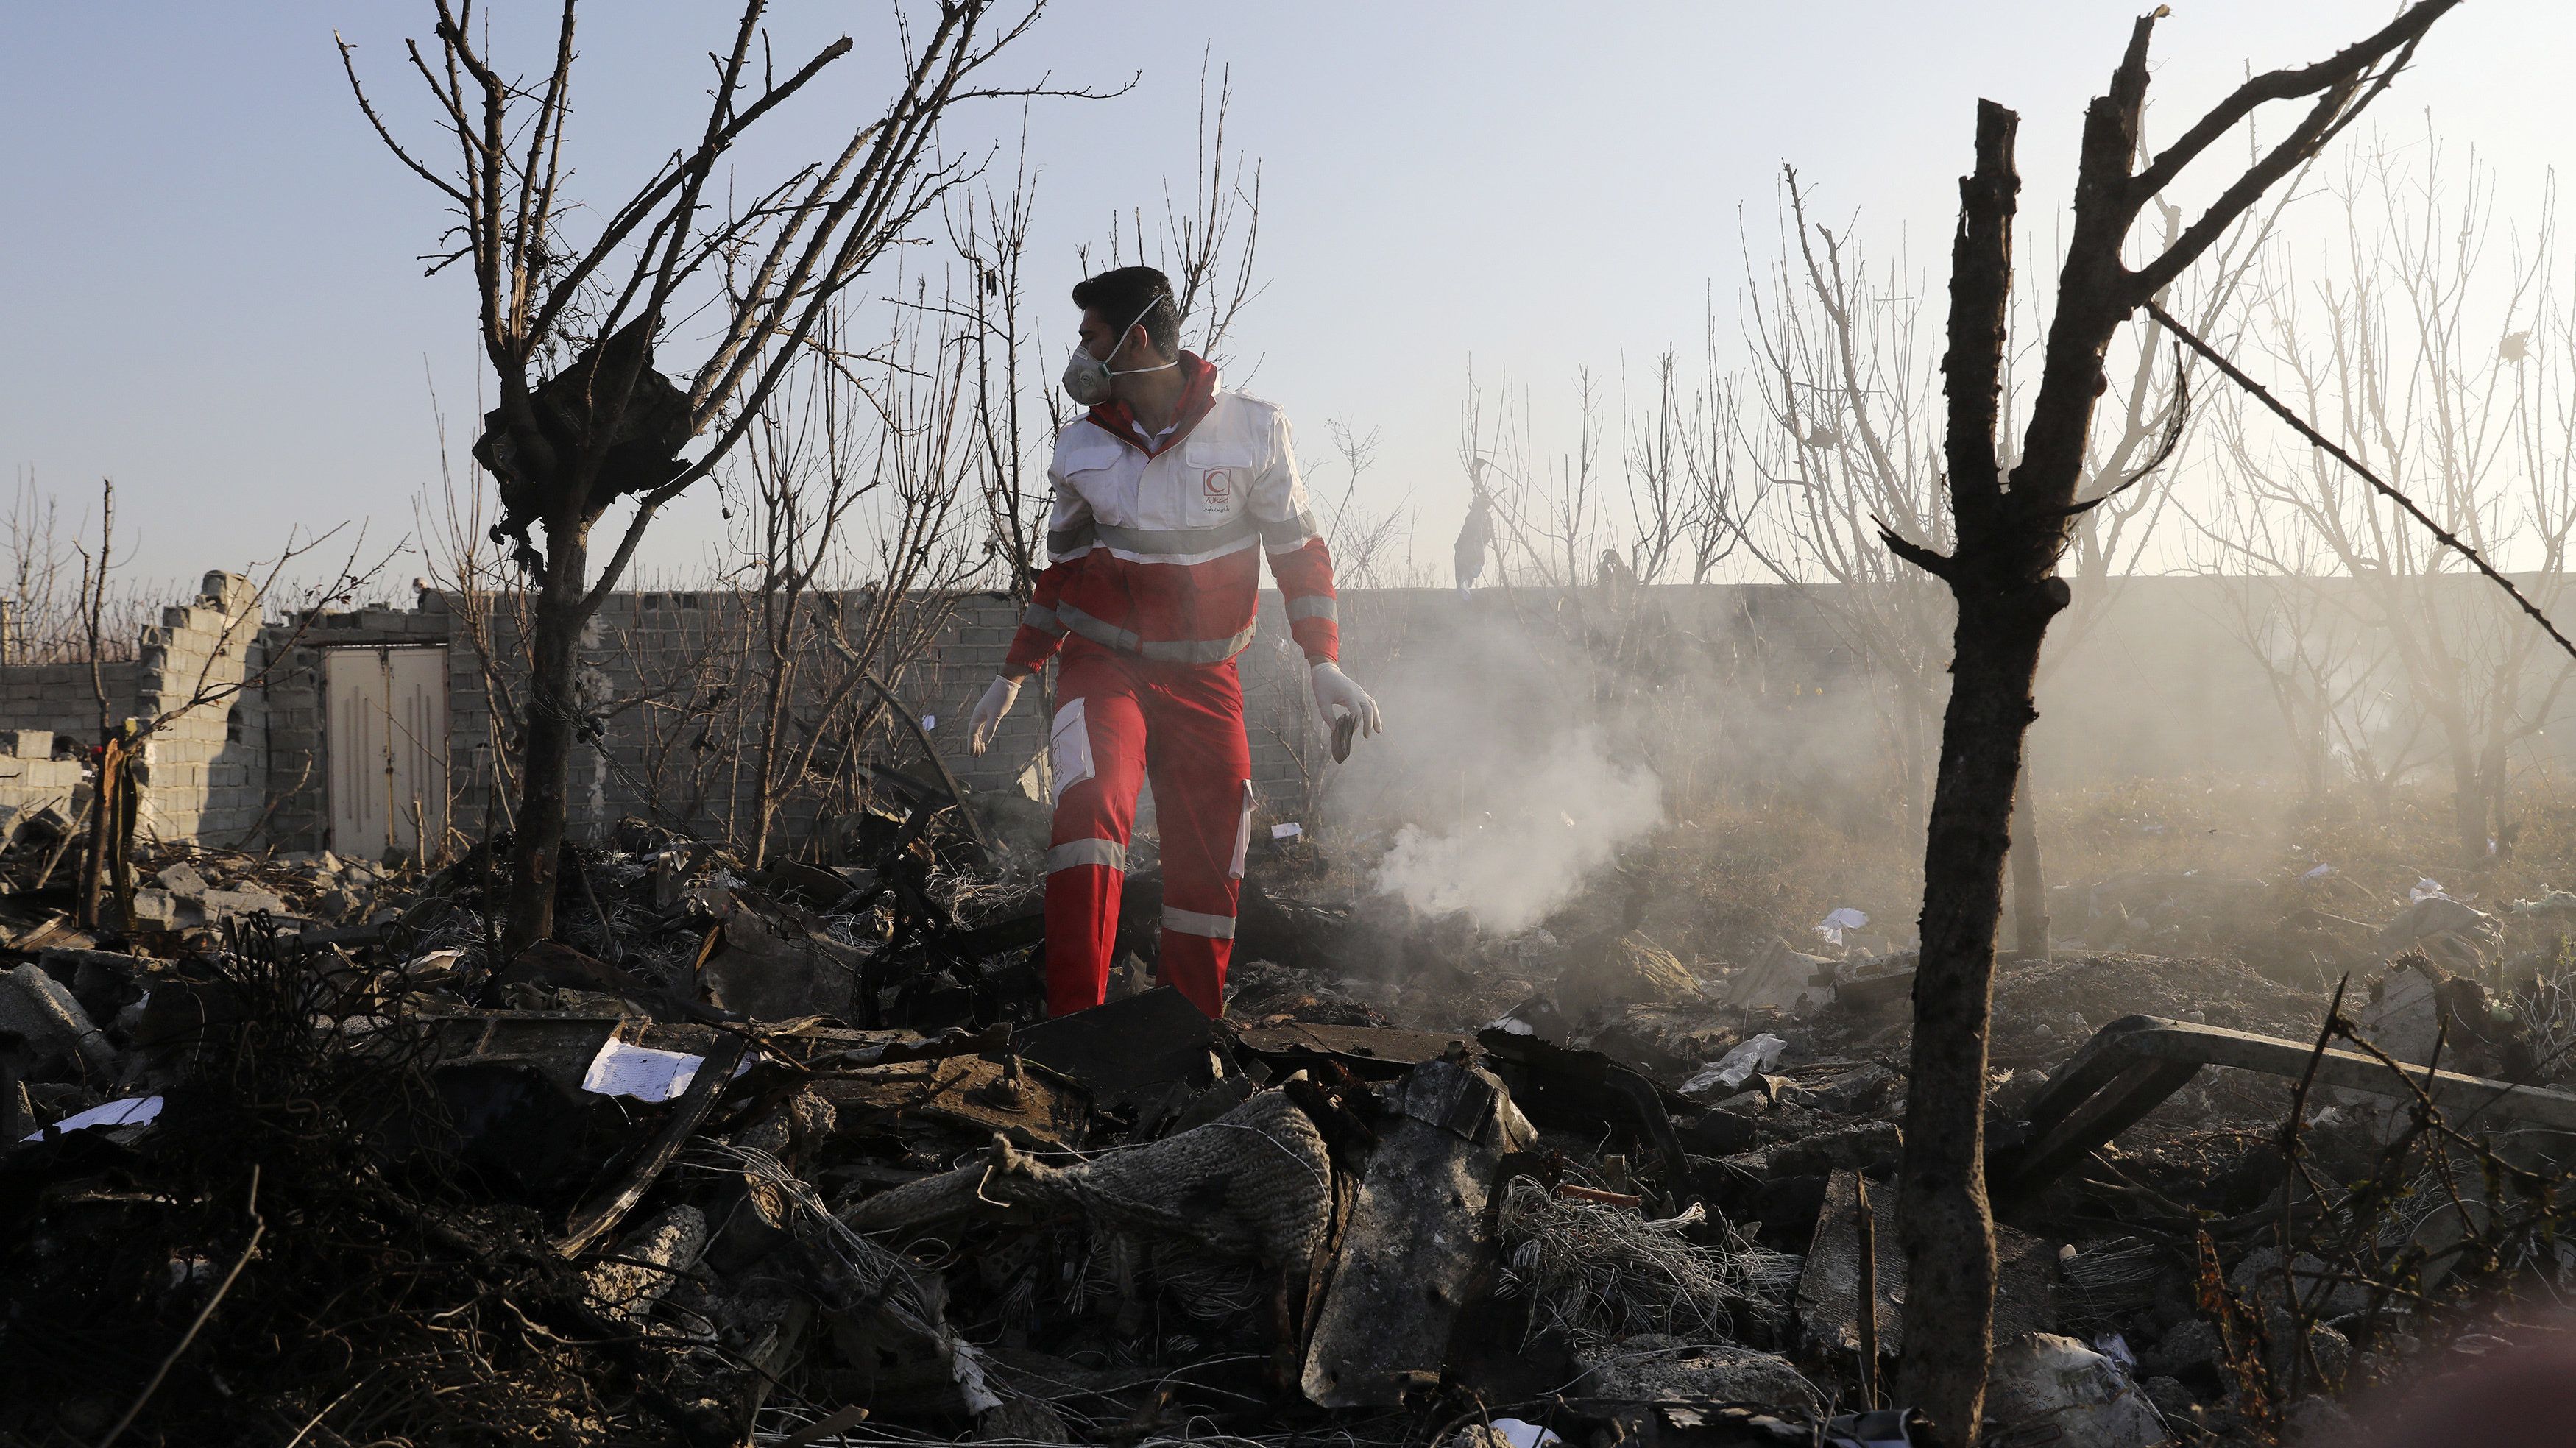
[1044,639,1253,1018]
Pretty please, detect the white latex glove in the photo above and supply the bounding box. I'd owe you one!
[968,673,1023,756]
[1310,661,1383,738]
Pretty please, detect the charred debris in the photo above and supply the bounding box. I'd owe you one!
[7,788,2576,1447]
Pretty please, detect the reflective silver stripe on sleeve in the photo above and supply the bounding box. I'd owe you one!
[1094,515,1259,556]
[1052,603,1144,654]
[1022,603,1066,636]
[1049,522,1097,558]
[1285,595,1337,624]
[1163,906,1236,940]
[1047,838,1128,873]
[1260,510,1320,550]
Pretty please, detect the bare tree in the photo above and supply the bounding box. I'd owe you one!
[1882,7,2456,1437]
[1623,345,1752,593]
[2202,138,2574,864]
[1458,366,1615,598]
[70,480,389,928]
[1735,173,1954,825]
[732,317,878,867]
[342,0,1091,954]
[419,378,535,838]
[743,299,982,861]
[2193,502,2425,810]
[1083,58,1265,370]
[949,132,1057,609]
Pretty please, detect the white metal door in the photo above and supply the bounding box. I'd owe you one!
[326,647,450,861]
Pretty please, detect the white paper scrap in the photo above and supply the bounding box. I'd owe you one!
[1490,1419,1561,1448]
[404,948,467,976]
[922,714,937,731]
[24,1094,163,1142]
[2301,863,2335,881]
[1271,821,1303,840]
[581,1038,710,1102]
[2412,877,2446,903]
[1682,1033,1787,1096]
[1814,906,1870,946]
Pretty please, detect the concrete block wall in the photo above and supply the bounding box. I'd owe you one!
[0,730,87,823]
[0,663,139,746]
[132,572,269,844]
[425,580,1880,852]
[13,564,2575,856]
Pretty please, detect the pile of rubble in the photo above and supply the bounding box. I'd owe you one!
[7,805,2576,1447]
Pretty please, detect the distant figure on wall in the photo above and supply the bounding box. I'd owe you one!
[1455,461,1496,597]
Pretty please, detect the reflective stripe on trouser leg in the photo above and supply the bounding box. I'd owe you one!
[1044,647,1149,1017]
[1047,837,1128,873]
[1164,907,1236,939]
[1142,657,1253,1020]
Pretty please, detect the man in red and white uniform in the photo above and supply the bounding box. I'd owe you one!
[969,266,1381,1019]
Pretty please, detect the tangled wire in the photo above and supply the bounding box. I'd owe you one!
[1494,1176,1799,1349]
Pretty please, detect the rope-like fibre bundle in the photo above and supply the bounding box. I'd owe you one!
[1496,1176,1799,1348]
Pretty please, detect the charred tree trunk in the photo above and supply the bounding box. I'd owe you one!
[2009,764,2048,962]
[1886,8,2455,1438]
[501,529,591,958]
[1901,578,2062,1420]
[77,736,120,930]
[1893,99,2027,1442]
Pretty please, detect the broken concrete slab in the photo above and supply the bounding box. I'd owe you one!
[1722,939,1834,1013]
[2357,957,2443,1065]
[40,948,158,1026]
[155,861,210,901]
[127,889,180,929]
[1796,1169,2056,1360]
[0,729,53,760]
[0,962,116,1080]
[1301,1057,1536,1408]
[199,885,289,921]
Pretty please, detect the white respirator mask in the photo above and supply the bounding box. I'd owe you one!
[1061,293,1176,406]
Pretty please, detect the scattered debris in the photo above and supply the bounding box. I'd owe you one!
[2,801,2572,1444]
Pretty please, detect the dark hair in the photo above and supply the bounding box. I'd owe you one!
[1071,266,1180,359]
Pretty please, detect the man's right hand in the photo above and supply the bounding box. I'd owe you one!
[968,673,1023,756]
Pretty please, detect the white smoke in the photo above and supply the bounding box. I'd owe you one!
[1370,728,1663,934]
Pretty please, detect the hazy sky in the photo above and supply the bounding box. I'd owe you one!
[1,2,2563,589]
